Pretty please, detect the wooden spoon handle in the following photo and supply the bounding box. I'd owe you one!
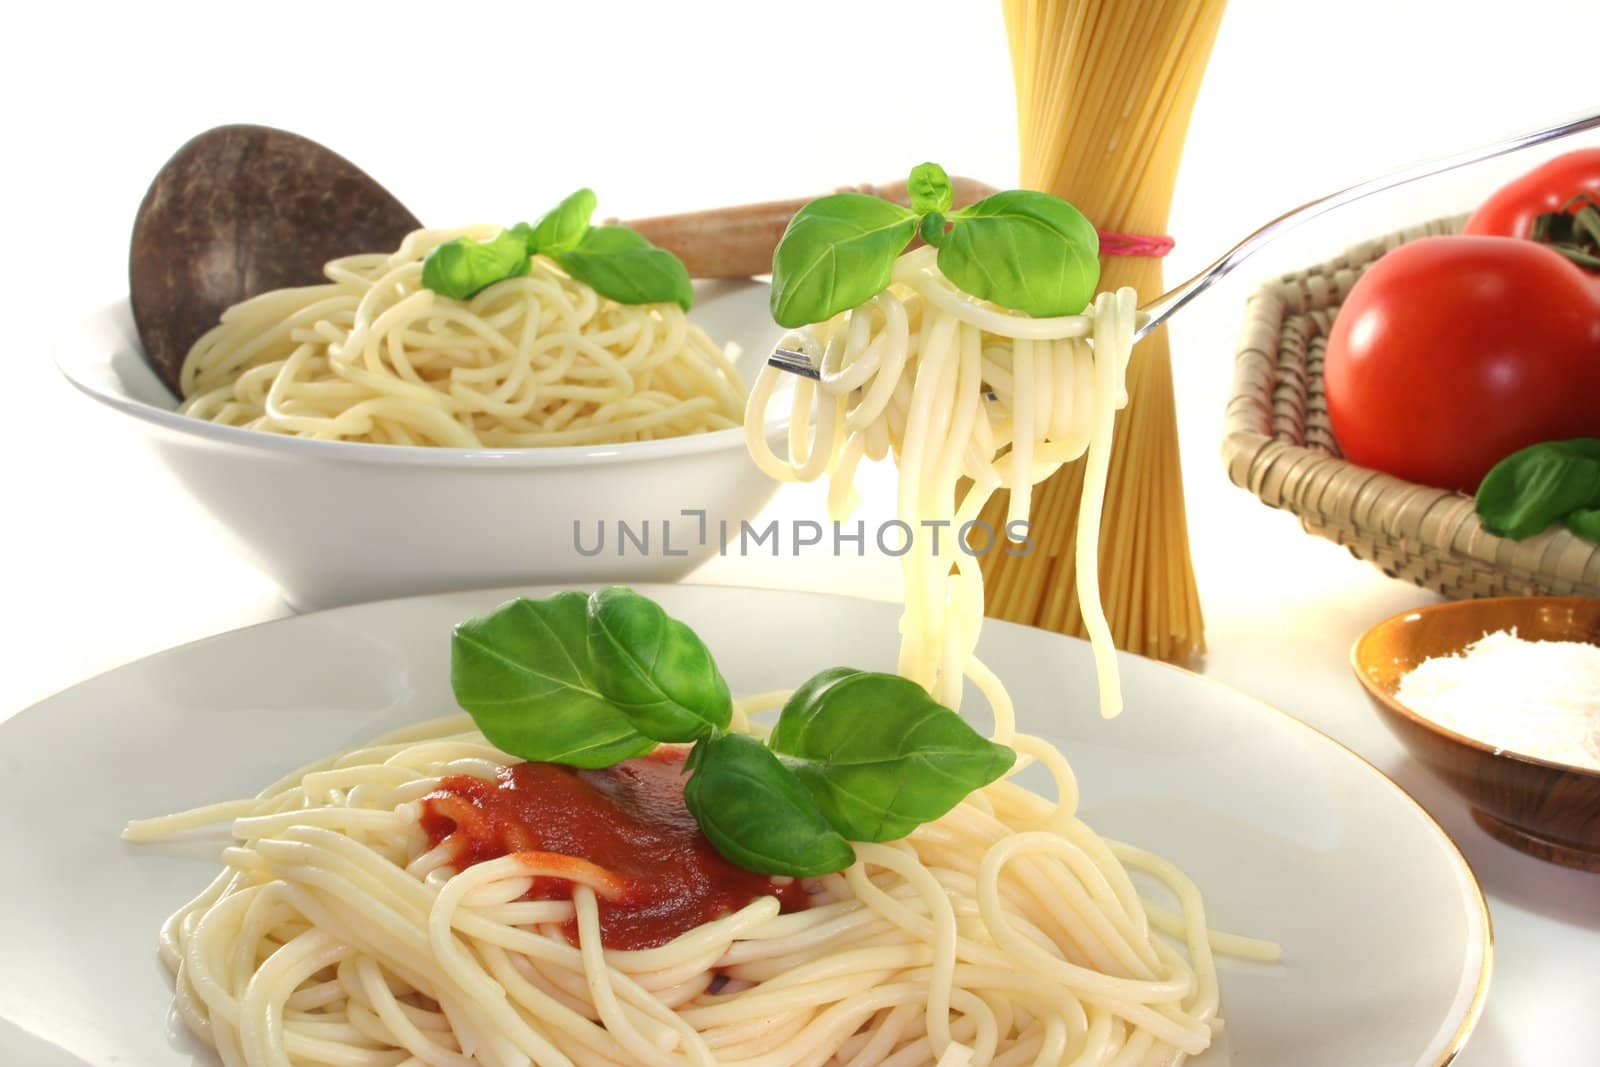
[620,176,998,279]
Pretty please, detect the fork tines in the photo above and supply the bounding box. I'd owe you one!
[767,347,822,381]
[765,346,998,400]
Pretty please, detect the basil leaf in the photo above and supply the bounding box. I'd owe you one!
[683,734,856,876]
[939,190,1100,317]
[421,229,532,300]
[908,162,953,215]
[1475,439,1600,539]
[451,594,655,768]
[586,587,731,742]
[767,668,1016,842]
[1567,507,1600,543]
[769,194,920,328]
[555,225,694,310]
[513,188,596,256]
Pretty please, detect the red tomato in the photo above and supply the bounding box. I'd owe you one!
[1323,236,1600,494]
[1462,148,1600,238]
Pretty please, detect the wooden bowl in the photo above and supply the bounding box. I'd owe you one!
[1352,596,1600,871]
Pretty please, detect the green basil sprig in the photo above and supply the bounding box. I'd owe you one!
[1568,507,1600,542]
[421,229,532,300]
[421,189,693,308]
[769,160,1102,327]
[767,668,1015,841]
[586,586,731,742]
[451,592,655,768]
[1475,438,1600,542]
[512,187,596,258]
[769,194,920,328]
[559,226,694,311]
[925,190,1100,319]
[907,161,954,215]
[684,734,856,877]
[449,588,1016,877]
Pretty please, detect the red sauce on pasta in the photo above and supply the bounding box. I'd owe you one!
[419,747,809,950]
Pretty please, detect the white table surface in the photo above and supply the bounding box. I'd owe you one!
[4,1,1597,1063]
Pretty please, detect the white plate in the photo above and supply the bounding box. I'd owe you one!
[0,584,1489,1067]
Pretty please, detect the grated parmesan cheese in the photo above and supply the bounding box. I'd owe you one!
[1395,629,1600,771]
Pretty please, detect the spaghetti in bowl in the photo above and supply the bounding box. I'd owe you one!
[57,284,791,610]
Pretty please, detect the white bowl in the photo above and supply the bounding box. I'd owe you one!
[56,283,789,610]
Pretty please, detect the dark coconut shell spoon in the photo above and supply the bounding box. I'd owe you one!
[129,125,420,396]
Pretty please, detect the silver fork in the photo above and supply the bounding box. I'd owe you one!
[767,106,1600,382]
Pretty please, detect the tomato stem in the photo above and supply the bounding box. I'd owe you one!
[1531,194,1600,272]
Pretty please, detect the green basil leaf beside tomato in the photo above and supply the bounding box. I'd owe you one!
[907,162,953,215]
[1567,507,1600,543]
[935,191,1100,317]
[451,594,656,768]
[1475,439,1600,540]
[586,587,731,742]
[766,667,1016,842]
[421,229,532,300]
[555,225,694,310]
[769,194,920,328]
[683,733,857,877]
[513,187,597,257]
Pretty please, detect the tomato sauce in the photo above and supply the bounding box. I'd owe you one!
[419,748,808,950]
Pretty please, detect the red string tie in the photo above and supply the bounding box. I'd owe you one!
[1096,231,1174,258]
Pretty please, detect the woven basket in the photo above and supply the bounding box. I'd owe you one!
[1222,216,1600,599]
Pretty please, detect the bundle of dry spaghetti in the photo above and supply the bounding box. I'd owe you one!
[985,0,1227,664]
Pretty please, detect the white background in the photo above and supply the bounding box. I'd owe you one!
[4,1,1599,1063]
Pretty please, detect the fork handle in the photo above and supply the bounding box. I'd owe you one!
[1137,106,1600,341]
[620,177,998,279]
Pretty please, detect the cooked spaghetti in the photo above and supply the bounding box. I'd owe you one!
[987,0,1226,664]
[746,246,1138,719]
[127,695,1275,1067]
[730,238,1278,1062]
[179,226,745,447]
